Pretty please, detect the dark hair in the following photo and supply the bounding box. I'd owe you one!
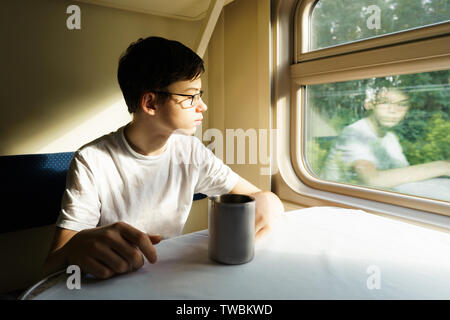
[117,37,204,113]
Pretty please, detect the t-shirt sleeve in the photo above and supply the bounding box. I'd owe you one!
[193,140,239,196]
[55,151,101,231]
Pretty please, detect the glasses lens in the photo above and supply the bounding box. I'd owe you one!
[181,98,192,108]
[192,91,203,106]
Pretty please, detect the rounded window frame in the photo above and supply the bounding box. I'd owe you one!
[285,0,450,217]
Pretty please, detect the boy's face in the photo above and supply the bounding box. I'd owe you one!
[155,77,207,135]
[371,89,409,128]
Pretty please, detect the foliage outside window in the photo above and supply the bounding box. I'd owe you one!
[311,0,450,50]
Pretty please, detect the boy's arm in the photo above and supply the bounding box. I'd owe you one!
[42,227,78,277]
[353,159,450,188]
[42,223,162,279]
[228,177,284,240]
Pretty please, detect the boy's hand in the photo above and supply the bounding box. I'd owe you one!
[253,191,283,240]
[63,222,161,279]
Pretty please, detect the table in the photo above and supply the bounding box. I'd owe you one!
[394,178,450,202]
[20,207,450,300]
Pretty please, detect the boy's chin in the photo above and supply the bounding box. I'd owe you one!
[172,127,196,136]
[380,122,400,128]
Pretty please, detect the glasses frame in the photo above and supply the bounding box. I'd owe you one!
[375,98,410,110]
[155,90,203,108]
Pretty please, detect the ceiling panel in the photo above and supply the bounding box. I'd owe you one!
[74,0,217,20]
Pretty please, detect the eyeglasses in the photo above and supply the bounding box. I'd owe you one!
[155,90,204,109]
[376,99,409,110]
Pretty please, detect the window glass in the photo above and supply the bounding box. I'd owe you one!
[304,70,450,202]
[310,0,450,51]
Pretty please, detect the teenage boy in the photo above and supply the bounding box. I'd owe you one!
[43,37,284,279]
[323,87,450,187]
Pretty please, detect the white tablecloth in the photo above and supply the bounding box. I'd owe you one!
[22,207,450,300]
[394,178,450,201]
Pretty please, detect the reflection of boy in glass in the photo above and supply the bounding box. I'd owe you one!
[323,87,450,187]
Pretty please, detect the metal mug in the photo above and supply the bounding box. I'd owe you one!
[208,194,255,264]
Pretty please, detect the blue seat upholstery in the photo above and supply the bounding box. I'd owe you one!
[0,152,206,233]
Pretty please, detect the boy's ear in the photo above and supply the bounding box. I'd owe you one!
[140,92,157,115]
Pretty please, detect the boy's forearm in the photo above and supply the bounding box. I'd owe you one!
[362,160,449,188]
[41,247,69,278]
[41,226,78,277]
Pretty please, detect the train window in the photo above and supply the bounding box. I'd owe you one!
[310,0,450,51]
[287,0,450,215]
[304,70,450,203]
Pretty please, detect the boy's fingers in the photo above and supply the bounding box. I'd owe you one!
[95,246,130,274]
[83,256,115,280]
[255,219,268,236]
[108,239,144,271]
[149,234,162,245]
[116,223,158,264]
[255,225,272,241]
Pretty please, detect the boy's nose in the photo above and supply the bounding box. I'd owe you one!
[388,104,398,112]
[196,98,208,113]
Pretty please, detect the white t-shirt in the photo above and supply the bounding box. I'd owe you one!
[322,118,409,182]
[56,125,240,238]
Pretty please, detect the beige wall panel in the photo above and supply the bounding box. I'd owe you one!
[206,0,271,190]
[205,12,226,134]
[0,0,201,155]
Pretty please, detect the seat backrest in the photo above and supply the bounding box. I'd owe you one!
[0,152,206,233]
[0,152,74,233]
